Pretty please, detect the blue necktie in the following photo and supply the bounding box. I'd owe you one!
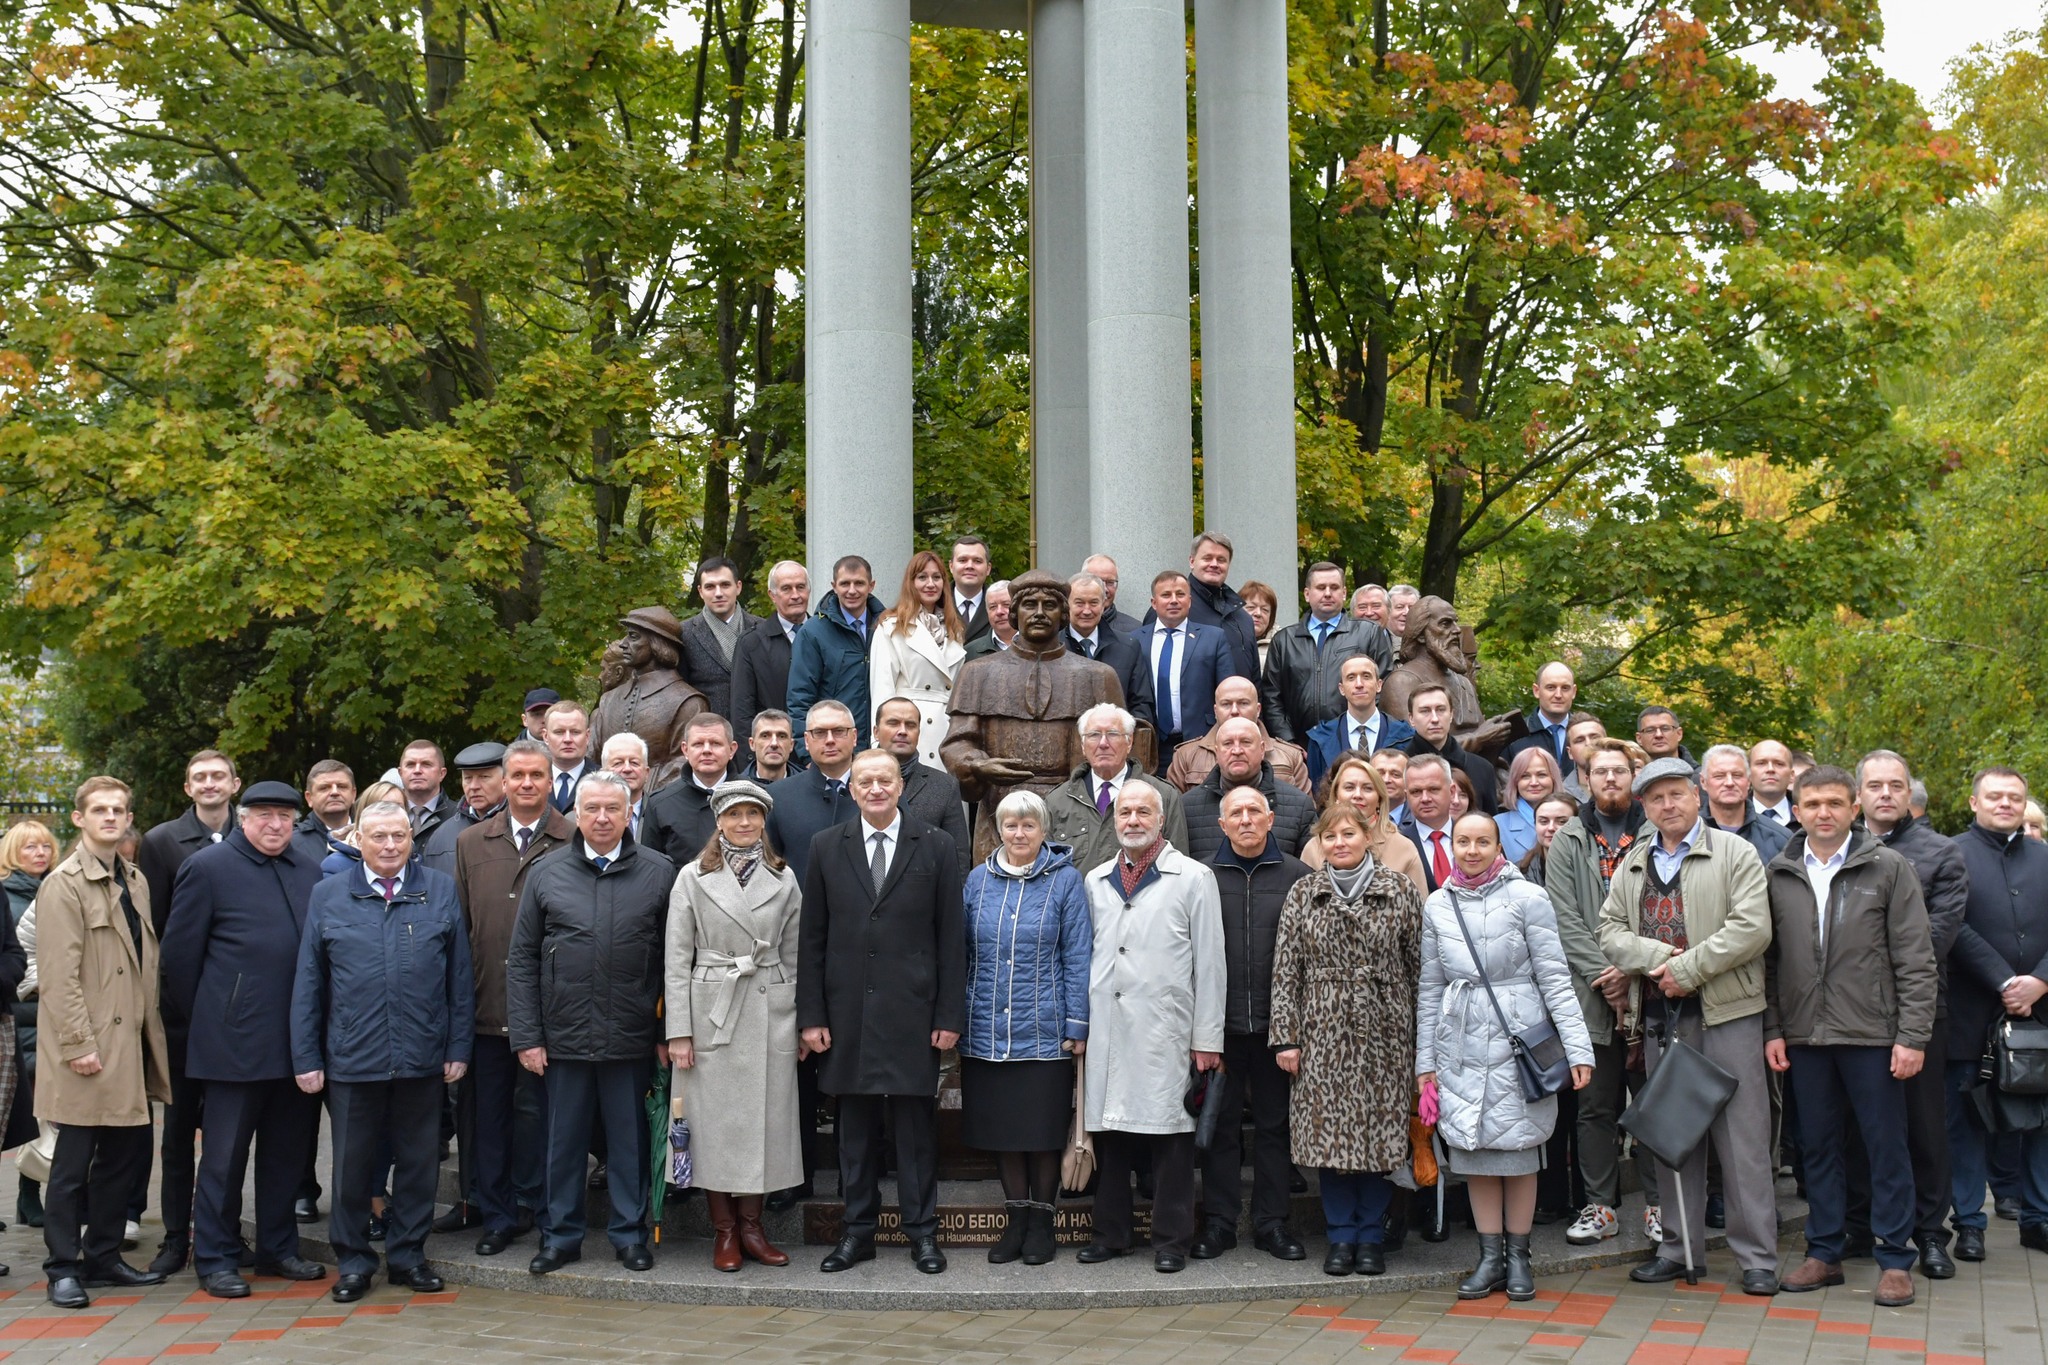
[1312,620,1331,654]
[592,855,610,872]
[1552,724,1568,763]
[1155,628,1178,734]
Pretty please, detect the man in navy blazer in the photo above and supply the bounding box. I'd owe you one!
[1394,756,1459,892]
[1133,571,1237,773]
[160,782,328,1297]
[1064,572,1156,732]
[1304,654,1416,788]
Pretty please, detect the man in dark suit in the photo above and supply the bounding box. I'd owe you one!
[1083,553,1142,636]
[1065,572,1156,732]
[1258,563,1395,744]
[1304,654,1415,788]
[160,782,328,1298]
[677,556,758,723]
[1402,684,1499,815]
[398,741,457,842]
[1395,755,1459,892]
[1132,571,1237,773]
[961,581,1014,660]
[874,698,973,877]
[951,535,995,644]
[1501,662,1579,773]
[730,559,810,746]
[799,750,965,1276]
[642,714,742,866]
[1184,532,1263,683]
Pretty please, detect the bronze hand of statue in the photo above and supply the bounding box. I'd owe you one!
[1463,711,1520,757]
[964,754,1037,786]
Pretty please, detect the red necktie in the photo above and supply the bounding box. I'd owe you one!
[1429,832,1450,886]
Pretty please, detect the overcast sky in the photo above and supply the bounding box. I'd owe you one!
[1759,0,2044,111]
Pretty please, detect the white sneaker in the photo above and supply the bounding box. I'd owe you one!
[1566,1204,1618,1245]
[1644,1206,1663,1243]
[123,1219,141,1248]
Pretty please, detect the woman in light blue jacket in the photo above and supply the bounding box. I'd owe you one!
[960,790,1092,1267]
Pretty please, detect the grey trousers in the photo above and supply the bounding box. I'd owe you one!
[1643,1009,1777,1271]
[1577,1037,1658,1209]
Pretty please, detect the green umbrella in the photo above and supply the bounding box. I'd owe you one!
[646,1063,672,1241]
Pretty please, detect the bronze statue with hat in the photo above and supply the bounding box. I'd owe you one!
[588,607,709,791]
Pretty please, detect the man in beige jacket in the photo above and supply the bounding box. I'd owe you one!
[35,775,173,1309]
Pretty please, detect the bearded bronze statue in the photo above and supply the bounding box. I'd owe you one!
[1380,595,1517,757]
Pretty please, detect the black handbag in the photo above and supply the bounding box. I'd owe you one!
[1970,1023,2048,1134]
[1995,1016,2048,1095]
[1186,1062,1230,1151]
[1618,999,1739,1168]
[1450,896,1569,1103]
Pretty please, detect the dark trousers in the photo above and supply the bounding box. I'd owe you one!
[43,1122,152,1280]
[1320,1170,1395,1246]
[469,1036,546,1235]
[795,1054,822,1185]
[1093,1129,1197,1255]
[835,1093,938,1242]
[156,1064,204,1238]
[1845,1017,1952,1248]
[194,1078,319,1276]
[1789,1044,1916,1271]
[329,1076,441,1276]
[540,1058,651,1253]
[1199,1033,1292,1235]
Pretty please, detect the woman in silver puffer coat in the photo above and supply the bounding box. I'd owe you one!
[1417,814,1593,1302]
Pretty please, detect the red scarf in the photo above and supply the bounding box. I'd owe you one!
[1119,838,1166,898]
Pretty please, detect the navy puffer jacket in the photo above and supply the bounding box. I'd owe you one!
[961,842,1092,1062]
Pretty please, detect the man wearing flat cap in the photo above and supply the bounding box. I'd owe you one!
[590,607,710,791]
[421,742,508,877]
[1596,756,1780,1295]
[161,781,330,1298]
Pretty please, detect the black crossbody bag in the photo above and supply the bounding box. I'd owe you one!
[1450,894,1570,1102]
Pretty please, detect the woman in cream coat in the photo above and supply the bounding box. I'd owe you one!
[665,780,802,1273]
[868,550,967,768]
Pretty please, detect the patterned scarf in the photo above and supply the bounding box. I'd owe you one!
[720,836,764,887]
[703,606,746,665]
[1118,838,1166,898]
[920,611,949,648]
[1592,821,1638,882]
[1445,853,1510,892]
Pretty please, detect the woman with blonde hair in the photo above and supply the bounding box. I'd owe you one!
[869,550,968,768]
[1497,748,1565,864]
[0,821,49,1225]
[1303,753,1426,895]
[0,822,57,923]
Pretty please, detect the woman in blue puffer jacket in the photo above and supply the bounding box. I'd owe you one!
[959,790,1092,1268]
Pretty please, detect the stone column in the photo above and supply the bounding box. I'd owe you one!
[1028,0,1090,575]
[1083,0,1194,587]
[1195,0,1298,624]
[805,0,915,599]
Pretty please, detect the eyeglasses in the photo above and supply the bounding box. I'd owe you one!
[809,726,853,739]
[1081,731,1126,743]
[1638,724,1679,737]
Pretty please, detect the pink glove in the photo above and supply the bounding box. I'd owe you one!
[1418,1078,1439,1126]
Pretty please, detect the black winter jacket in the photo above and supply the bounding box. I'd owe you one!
[1257,614,1396,743]
[1949,823,2048,1062]
[505,835,674,1062]
[1183,764,1317,863]
[1208,838,1310,1035]
[1874,815,1969,1020]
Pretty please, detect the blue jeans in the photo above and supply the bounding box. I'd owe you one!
[1788,1046,1914,1270]
[1319,1170,1394,1246]
[1945,1059,2048,1230]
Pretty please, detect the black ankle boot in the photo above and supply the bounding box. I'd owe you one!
[1020,1202,1057,1265]
[988,1202,1030,1264]
[1458,1233,1507,1299]
[1504,1232,1535,1300]
[16,1176,41,1229]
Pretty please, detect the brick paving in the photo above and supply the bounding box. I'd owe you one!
[0,1216,2032,1363]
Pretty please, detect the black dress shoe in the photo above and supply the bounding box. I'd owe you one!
[588,1162,608,1190]
[389,1265,445,1292]
[1154,1250,1186,1273]
[432,1203,482,1234]
[2022,1223,2048,1253]
[1254,1227,1307,1261]
[1956,1226,1987,1261]
[1189,1225,1237,1259]
[1289,1165,1308,1194]
[201,1270,251,1299]
[819,1235,875,1273]
[148,1234,191,1276]
[1630,1257,1687,1283]
[1841,1233,1874,1260]
[764,1181,813,1213]
[366,1213,387,1242]
[47,1276,89,1309]
[1356,1243,1386,1275]
[1706,1194,1726,1228]
[910,1235,946,1274]
[476,1228,515,1257]
[236,1240,257,1268]
[1920,1242,1957,1279]
[529,1246,582,1275]
[618,1243,653,1272]
[255,1256,327,1281]
[511,1208,537,1236]
[83,1261,166,1288]
[294,1196,321,1223]
[1996,1196,2022,1221]
[332,1273,371,1303]
[1741,1269,1779,1296]
[1076,1242,1126,1264]
[1322,1242,1356,1276]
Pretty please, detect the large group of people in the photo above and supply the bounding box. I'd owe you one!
[4,532,2046,1317]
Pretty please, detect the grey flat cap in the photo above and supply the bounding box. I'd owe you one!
[1631,756,1697,797]
[453,741,508,771]
[709,779,775,817]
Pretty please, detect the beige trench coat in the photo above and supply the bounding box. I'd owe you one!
[869,623,966,770]
[664,856,803,1195]
[34,849,172,1128]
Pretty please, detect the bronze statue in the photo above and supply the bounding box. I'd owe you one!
[1380,595,1517,757]
[941,571,1128,862]
[588,607,709,790]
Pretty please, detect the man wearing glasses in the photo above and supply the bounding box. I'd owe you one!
[1634,707,1694,765]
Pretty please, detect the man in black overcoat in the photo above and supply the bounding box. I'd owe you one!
[798,750,965,1276]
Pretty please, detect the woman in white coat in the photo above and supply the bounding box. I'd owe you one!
[665,780,802,1273]
[869,550,967,768]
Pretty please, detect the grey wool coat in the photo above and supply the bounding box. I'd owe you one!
[664,854,804,1196]
[1416,865,1594,1156]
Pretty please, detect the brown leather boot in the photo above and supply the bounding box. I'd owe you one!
[1777,1256,1845,1292]
[1874,1267,1915,1307]
[736,1194,790,1266]
[707,1191,742,1272]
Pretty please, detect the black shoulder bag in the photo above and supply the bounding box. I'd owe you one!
[1449,893,1570,1103]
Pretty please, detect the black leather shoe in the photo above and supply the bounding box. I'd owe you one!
[1630,1257,1687,1283]
[332,1273,370,1303]
[1076,1242,1126,1264]
[1254,1227,1306,1261]
[366,1213,386,1242]
[1322,1242,1356,1276]
[255,1256,326,1281]
[201,1270,251,1299]
[618,1243,653,1272]
[294,1196,320,1224]
[148,1234,191,1276]
[910,1235,946,1274]
[1357,1243,1387,1275]
[529,1246,581,1275]
[389,1265,444,1292]
[1956,1226,1987,1261]
[1741,1269,1779,1296]
[1841,1233,1874,1260]
[588,1162,608,1190]
[2022,1223,2048,1253]
[511,1208,536,1236]
[1189,1225,1237,1259]
[1289,1164,1308,1194]
[819,1235,875,1273]
[1996,1196,2022,1221]
[432,1203,481,1234]
[83,1261,166,1288]
[476,1228,515,1256]
[1154,1250,1186,1273]
[235,1240,257,1268]
[47,1277,89,1309]
[1920,1242,1957,1279]
[1706,1194,1725,1228]
[764,1181,813,1213]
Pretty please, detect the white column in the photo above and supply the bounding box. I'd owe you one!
[805,0,914,600]
[1029,0,1090,576]
[1195,0,1298,624]
[1083,0,1194,587]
